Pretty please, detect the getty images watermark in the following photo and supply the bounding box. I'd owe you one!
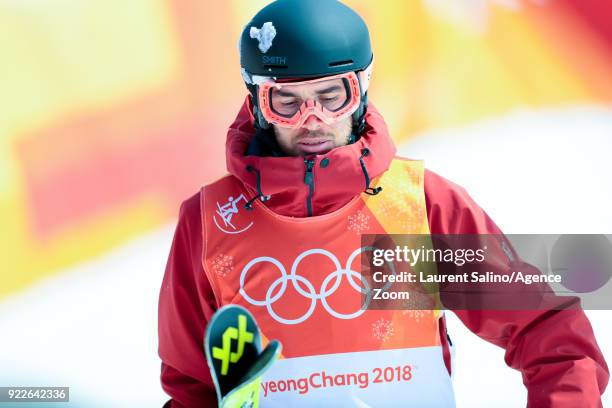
[360,234,612,311]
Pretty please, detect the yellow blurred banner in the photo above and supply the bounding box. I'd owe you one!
[2,0,612,297]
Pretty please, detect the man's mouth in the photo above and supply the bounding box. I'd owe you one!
[299,139,328,145]
[297,139,334,154]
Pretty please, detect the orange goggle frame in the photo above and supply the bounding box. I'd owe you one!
[257,71,362,129]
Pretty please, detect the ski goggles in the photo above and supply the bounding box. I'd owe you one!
[257,71,362,129]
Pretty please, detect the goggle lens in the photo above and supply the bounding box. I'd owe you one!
[269,77,351,118]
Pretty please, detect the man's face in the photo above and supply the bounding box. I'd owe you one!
[270,79,353,157]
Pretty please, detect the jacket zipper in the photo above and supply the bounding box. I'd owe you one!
[304,158,315,216]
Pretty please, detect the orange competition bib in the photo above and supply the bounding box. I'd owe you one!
[202,158,455,407]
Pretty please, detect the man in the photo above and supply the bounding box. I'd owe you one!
[158,0,608,406]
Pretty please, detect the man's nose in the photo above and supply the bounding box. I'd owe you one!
[301,113,323,131]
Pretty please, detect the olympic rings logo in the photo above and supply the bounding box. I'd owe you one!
[239,247,396,325]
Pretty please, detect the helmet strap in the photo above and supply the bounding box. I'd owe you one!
[351,91,368,139]
[247,84,271,131]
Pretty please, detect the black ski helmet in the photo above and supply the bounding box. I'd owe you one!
[239,0,374,133]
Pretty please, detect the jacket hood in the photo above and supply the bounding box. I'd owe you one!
[226,96,397,217]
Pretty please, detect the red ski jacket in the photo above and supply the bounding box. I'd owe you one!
[158,97,608,407]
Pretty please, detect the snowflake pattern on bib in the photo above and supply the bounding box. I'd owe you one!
[211,253,234,277]
[402,309,432,323]
[347,211,371,235]
[372,317,395,342]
